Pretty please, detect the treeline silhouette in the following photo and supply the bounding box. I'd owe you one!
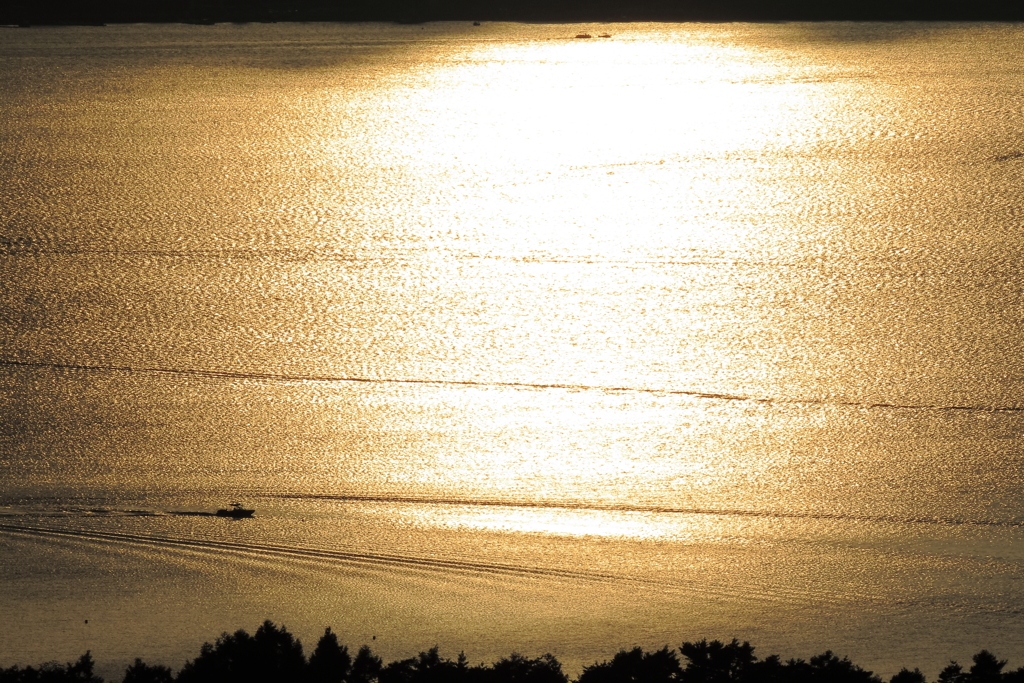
[4,620,1024,683]
[3,0,1023,25]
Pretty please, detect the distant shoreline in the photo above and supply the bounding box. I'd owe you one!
[3,0,1023,27]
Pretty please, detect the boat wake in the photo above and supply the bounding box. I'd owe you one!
[0,521,635,586]
[3,496,1020,532]
[3,357,1024,415]
[270,492,1024,530]
[0,518,909,610]
[0,521,879,607]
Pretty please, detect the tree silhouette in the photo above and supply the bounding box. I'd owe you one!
[351,645,383,683]
[10,625,1024,683]
[490,653,567,683]
[65,653,102,683]
[967,651,1006,682]
[578,646,681,683]
[252,620,306,681]
[175,621,304,683]
[783,651,880,683]
[121,659,173,683]
[679,639,758,682]
[938,662,964,683]
[309,628,351,683]
[380,646,472,683]
[0,653,103,683]
[889,668,926,683]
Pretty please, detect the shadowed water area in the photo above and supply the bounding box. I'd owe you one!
[2,21,1024,681]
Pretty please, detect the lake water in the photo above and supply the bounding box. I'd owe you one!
[2,20,1024,681]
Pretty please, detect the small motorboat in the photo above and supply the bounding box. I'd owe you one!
[574,33,592,39]
[216,502,255,518]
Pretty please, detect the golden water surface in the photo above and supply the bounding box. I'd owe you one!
[2,21,1024,680]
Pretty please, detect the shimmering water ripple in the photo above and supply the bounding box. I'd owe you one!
[3,21,1024,680]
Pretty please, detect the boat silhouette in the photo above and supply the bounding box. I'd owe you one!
[216,502,255,518]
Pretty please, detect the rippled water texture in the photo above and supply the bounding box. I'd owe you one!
[2,21,1024,680]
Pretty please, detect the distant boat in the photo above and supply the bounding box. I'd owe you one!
[575,33,592,39]
[216,502,254,518]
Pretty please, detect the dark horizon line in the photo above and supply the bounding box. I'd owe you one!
[4,0,1024,26]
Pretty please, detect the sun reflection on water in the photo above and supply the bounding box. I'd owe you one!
[319,27,835,263]
[385,499,739,542]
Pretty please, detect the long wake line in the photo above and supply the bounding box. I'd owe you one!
[0,522,638,587]
[0,522,876,604]
[2,357,1022,414]
[270,493,1024,529]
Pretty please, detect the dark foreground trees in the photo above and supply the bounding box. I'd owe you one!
[0,652,102,683]
[5,621,1024,683]
[578,639,881,683]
